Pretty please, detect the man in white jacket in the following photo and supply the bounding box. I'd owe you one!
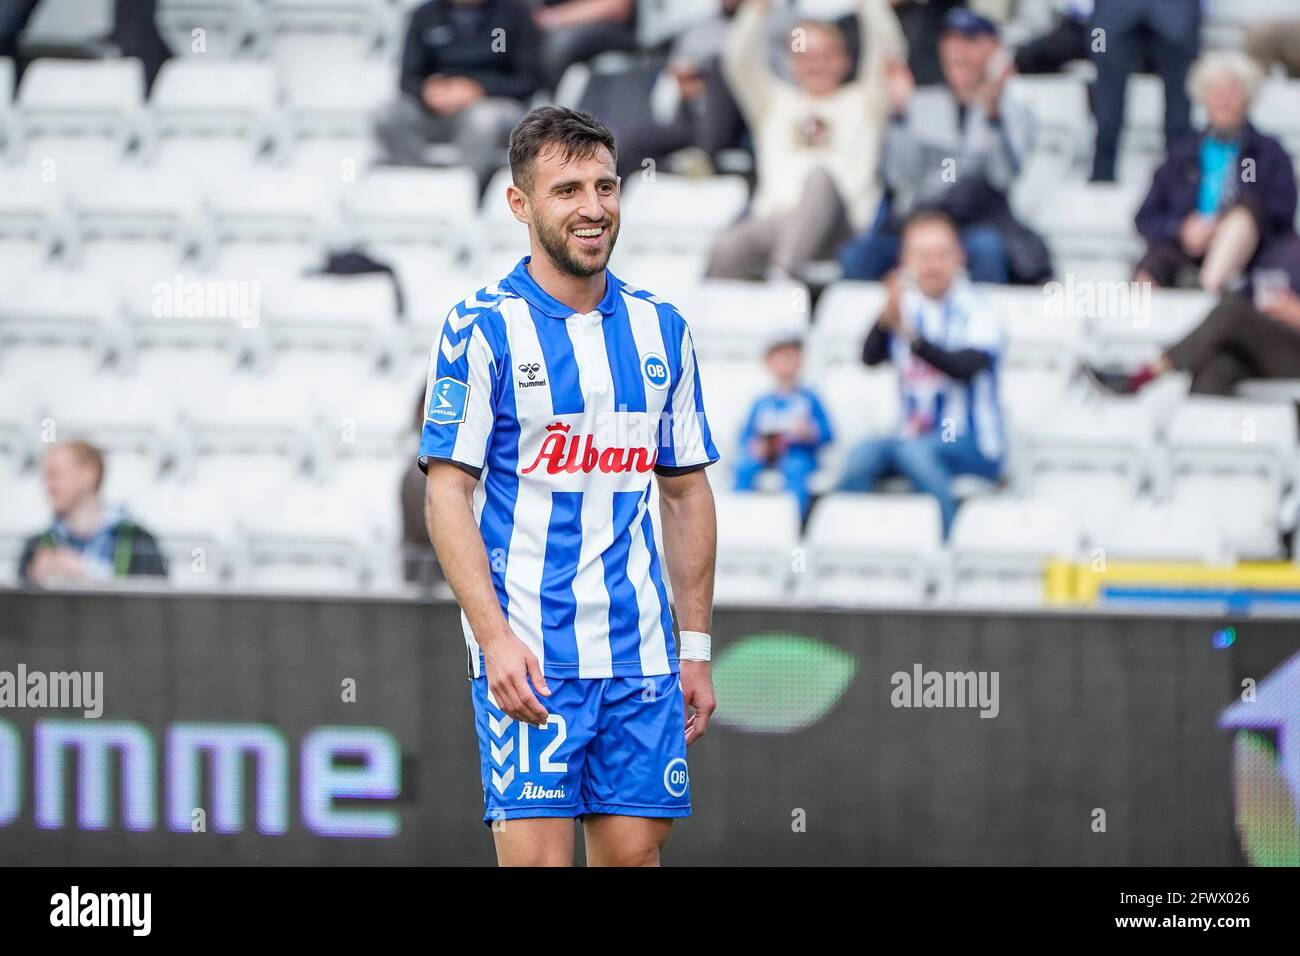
[706,0,907,280]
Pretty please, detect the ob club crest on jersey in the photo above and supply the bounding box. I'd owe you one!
[427,376,470,425]
[641,352,670,390]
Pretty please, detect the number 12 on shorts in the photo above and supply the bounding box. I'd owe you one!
[518,714,568,773]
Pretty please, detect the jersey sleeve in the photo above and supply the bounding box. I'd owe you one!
[656,319,720,476]
[417,309,503,479]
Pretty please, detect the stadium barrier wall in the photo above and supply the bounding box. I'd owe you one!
[1,589,1297,866]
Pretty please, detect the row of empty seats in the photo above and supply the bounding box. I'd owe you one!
[714,491,1248,609]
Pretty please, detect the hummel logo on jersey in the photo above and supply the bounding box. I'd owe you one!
[521,422,658,476]
[518,782,567,800]
[516,361,546,388]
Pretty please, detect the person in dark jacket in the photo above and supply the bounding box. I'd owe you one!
[374,0,543,187]
[19,441,167,586]
[1133,51,1297,295]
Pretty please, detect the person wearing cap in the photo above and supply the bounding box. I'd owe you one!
[733,333,834,520]
[19,441,168,587]
[839,7,1050,285]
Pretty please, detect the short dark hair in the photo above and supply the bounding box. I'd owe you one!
[902,208,960,240]
[508,106,617,194]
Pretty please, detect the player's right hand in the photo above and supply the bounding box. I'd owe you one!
[482,628,551,727]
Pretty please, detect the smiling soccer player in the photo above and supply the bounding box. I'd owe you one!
[419,107,720,867]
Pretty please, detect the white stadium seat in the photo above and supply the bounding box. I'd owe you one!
[0,473,48,585]
[0,167,70,285]
[67,169,204,293]
[1030,181,1145,277]
[264,0,394,65]
[138,481,243,589]
[978,282,1083,377]
[813,364,900,486]
[259,273,400,369]
[18,0,114,49]
[712,491,800,606]
[1004,73,1091,171]
[802,493,942,607]
[342,165,478,289]
[1094,501,1233,566]
[1159,397,1296,558]
[148,59,279,184]
[170,375,316,480]
[616,173,750,263]
[692,355,769,474]
[1251,80,1300,160]
[683,278,810,362]
[807,280,886,374]
[233,480,398,592]
[203,169,337,278]
[17,58,145,178]
[283,57,393,133]
[0,271,124,366]
[157,0,268,58]
[39,377,175,483]
[1014,395,1155,522]
[946,498,1084,607]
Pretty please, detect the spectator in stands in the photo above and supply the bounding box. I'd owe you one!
[1012,0,1090,75]
[1133,51,1297,295]
[733,332,834,520]
[375,0,543,188]
[18,441,167,586]
[1093,235,1300,396]
[535,0,639,91]
[837,211,1005,536]
[1089,0,1199,183]
[839,9,1050,285]
[706,0,906,281]
[1246,18,1300,78]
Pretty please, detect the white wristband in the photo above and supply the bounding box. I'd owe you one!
[678,630,711,662]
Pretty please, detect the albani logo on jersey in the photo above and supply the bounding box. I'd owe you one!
[521,422,657,475]
[518,782,567,800]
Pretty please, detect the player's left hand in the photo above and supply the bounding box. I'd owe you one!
[681,661,716,745]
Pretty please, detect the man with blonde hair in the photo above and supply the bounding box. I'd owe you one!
[19,441,167,585]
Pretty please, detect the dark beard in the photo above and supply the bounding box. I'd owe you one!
[535,216,620,278]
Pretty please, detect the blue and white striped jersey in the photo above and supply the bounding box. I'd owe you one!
[419,257,720,679]
[891,277,1005,462]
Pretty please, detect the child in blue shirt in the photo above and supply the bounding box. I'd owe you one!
[733,334,834,519]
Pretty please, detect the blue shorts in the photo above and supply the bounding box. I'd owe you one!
[470,672,691,824]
